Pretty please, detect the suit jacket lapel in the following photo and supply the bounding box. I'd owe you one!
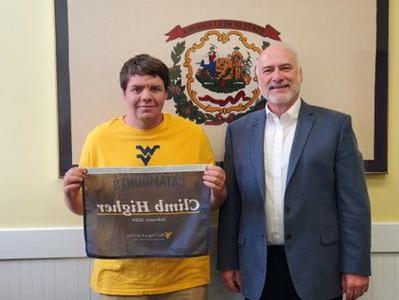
[286,100,315,186]
[249,111,266,201]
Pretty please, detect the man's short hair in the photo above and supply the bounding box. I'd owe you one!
[119,54,170,92]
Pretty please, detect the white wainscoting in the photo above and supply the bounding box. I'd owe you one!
[0,224,397,300]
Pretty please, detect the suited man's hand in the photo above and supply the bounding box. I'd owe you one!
[221,270,241,293]
[342,273,369,300]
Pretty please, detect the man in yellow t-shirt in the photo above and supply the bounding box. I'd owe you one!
[63,54,226,300]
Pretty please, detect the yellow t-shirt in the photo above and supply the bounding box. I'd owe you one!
[79,113,214,295]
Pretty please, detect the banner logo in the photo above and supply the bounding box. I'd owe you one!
[166,19,282,125]
[164,231,173,239]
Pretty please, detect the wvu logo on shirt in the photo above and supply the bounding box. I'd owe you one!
[136,145,160,165]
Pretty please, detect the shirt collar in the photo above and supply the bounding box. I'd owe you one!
[265,97,301,120]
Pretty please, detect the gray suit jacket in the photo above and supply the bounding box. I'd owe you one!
[217,100,371,300]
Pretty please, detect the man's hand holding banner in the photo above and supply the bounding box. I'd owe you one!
[83,165,210,258]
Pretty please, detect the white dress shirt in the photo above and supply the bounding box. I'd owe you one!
[264,99,301,245]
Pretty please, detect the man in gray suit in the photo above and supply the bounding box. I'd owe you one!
[217,43,371,300]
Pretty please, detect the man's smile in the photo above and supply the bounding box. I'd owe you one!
[269,84,290,91]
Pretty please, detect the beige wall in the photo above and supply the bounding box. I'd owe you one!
[0,0,397,228]
[0,0,78,227]
[367,0,399,222]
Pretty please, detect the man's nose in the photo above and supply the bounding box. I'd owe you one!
[271,70,284,81]
[141,88,153,100]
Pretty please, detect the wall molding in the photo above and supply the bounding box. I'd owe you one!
[370,222,399,253]
[0,227,85,259]
[0,223,398,259]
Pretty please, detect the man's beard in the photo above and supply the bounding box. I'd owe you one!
[264,85,300,105]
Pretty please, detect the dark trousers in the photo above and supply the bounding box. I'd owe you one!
[246,246,342,300]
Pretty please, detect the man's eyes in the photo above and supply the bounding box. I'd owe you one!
[130,86,163,92]
[262,66,292,74]
[131,87,142,92]
[281,66,292,71]
[151,87,163,92]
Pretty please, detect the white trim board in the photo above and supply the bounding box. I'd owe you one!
[371,223,399,252]
[0,223,398,260]
[0,227,86,259]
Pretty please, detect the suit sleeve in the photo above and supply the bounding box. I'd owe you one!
[336,115,371,276]
[217,125,242,271]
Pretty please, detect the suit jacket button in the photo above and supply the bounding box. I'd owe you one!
[286,233,292,240]
[285,206,291,214]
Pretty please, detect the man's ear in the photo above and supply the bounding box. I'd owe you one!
[299,67,303,83]
[254,64,259,83]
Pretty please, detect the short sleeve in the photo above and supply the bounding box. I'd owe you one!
[79,132,94,168]
[198,127,215,165]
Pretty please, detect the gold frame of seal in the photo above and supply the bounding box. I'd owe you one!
[184,30,261,114]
